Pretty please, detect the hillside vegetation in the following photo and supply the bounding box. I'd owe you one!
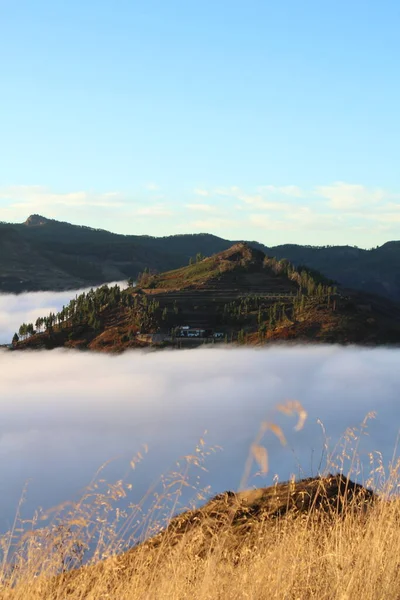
[1,215,400,302]
[11,243,400,351]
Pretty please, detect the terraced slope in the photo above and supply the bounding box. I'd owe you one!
[142,244,298,330]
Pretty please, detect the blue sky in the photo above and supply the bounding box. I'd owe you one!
[1,0,399,247]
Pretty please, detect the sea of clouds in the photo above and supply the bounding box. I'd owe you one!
[0,287,399,538]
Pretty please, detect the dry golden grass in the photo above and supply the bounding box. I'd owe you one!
[0,408,399,599]
[2,493,400,600]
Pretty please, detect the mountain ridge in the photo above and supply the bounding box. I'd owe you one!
[1,215,399,302]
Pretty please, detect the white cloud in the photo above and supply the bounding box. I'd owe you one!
[201,185,303,205]
[136,205,173,217]
[370,212,400,224]
[0,185,127,210]
[145,183,161,192]
[192,185,304,214]
[193,189,211,197]
[185,203,219,213]
[0,185,176,223]
[193,181,400,242]
[248,214,290,230]
[0,186,131,227]
[213,186,241,197]
[316,182,388,211]
[257,185,304,198]
[188,217,240,230]
[248,206,342,232]
[238,194,293,211]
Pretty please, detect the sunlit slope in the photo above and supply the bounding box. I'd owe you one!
[8,474,400,600]
[143,243,295,291]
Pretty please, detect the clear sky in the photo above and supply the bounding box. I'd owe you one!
[1,0,399,247]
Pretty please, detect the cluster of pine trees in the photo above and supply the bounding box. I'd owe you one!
[263,256,337,297]
[13,282,167,344]
[221,294,291,324]
[220,259,339,343]
[14,284,125,342]
[129,294,161,331]
[188,253,206,265]
[221,298,290,334]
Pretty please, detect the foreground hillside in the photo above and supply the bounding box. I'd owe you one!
[12,243,400,350]
[2,474,400,599]
[1,215,400,302]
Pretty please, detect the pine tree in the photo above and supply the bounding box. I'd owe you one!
[258,323,266,342]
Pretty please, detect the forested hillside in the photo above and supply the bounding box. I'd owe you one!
[12,243,400,351]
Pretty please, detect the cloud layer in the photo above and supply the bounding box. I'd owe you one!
[0,344,399,535]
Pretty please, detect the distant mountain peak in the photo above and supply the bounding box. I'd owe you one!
[24,214,52,227]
